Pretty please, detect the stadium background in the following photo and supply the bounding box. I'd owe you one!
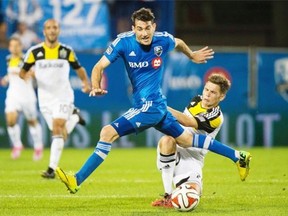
[0,0,287,149]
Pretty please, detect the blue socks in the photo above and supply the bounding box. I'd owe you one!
[74,135,237,186]
[192,134,238,162]
[75,141,111,185]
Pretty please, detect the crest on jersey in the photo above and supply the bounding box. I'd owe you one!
[59,48,68,59]
[154,46,163,56]
[275,57,288,102]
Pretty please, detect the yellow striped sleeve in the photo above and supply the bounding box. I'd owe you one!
[209,117,222,128]
[25,51,35,64]
[68,50,76,62]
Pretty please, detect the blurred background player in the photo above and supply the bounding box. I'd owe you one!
[11,22,40,50]
[1,37,43,160]
[152,73,232,208]
[20,19,91,179]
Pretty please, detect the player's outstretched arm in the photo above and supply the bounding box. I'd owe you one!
[175,38,214,64]
[89,56,110,97]
[75,67,91,93]
[168,106,198,128]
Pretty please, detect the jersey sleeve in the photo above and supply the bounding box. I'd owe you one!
[165,32,176,52]
[104,37,123,63]
[68,49,82,70]
[22,48,35,71]
[155,31,175,53]
[194,107,222,133]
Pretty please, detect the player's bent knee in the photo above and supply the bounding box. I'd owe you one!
[159,136,176,154]
[100,125,119,143]
[6,112,18,126]
[27,119,38,126]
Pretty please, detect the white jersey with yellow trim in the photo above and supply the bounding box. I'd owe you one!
[5,54,36,104]
[22,42,82,107]
[177,95,224,165]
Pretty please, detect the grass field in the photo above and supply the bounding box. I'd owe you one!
[0,147,287,216]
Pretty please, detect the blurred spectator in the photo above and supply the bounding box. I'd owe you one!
[11,22,40,50]
[0,21,8,48]
[5,0,43,35]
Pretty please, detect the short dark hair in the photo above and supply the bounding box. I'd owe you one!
[131,8,155,25]
[207,73,231,94]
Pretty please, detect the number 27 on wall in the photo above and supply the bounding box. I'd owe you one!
[49,0,100,26]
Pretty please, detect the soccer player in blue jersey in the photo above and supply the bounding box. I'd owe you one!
[56,8,251,194]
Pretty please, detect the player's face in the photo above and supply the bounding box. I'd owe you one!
[202,81,225,108]
[8,39,22,55]
[133,19,156,45]
[43,20,60,44]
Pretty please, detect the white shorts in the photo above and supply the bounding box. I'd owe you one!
[173,146,204,194]
[40,100,74,131]
[5,95,38,121]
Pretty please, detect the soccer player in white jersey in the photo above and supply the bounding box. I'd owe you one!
[152,73,231,208]
[20,19,91,179]
[1,37,43,160]
[56,8,251,194]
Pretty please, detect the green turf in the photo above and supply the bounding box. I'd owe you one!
[0,147,287,216]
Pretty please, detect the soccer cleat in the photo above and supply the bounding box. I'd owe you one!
[11,146,23,159]
[236,151,252,181]
[73,107,86,126]
[33,148,43,161]
[41,170,55,179]
[151,193,173,208]
[56,167,80,194]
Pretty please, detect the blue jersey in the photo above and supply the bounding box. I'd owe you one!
[104,31,175,106]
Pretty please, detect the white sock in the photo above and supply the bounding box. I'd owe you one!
[66,114,79,134]
[49,136,64,170]
[159,152,176,195]
[29,123,43,150]
[235,150,240,159]
[7,125,22,148]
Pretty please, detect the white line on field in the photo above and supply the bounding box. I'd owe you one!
[0,194,147,198]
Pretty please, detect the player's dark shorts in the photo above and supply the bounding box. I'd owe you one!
[110,100,184,138]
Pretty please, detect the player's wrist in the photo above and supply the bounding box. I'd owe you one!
[190,51,196,60]
[92,87,100,90]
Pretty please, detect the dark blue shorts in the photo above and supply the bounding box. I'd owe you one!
[110,100,184,138]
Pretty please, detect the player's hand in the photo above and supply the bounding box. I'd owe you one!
[0,76,9,86]
[191,46,214,64]
[24,71,35,80]
[89,88,108,97]
[81,82,91,94]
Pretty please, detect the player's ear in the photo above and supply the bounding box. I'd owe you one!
[132,25,135,32]
[153,22,156,30]
[219,94,226,102]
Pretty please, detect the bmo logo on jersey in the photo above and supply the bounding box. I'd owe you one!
[128,61,149,68]
[152,57,162,69]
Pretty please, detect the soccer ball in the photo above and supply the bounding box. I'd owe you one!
[171,182,200,212]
